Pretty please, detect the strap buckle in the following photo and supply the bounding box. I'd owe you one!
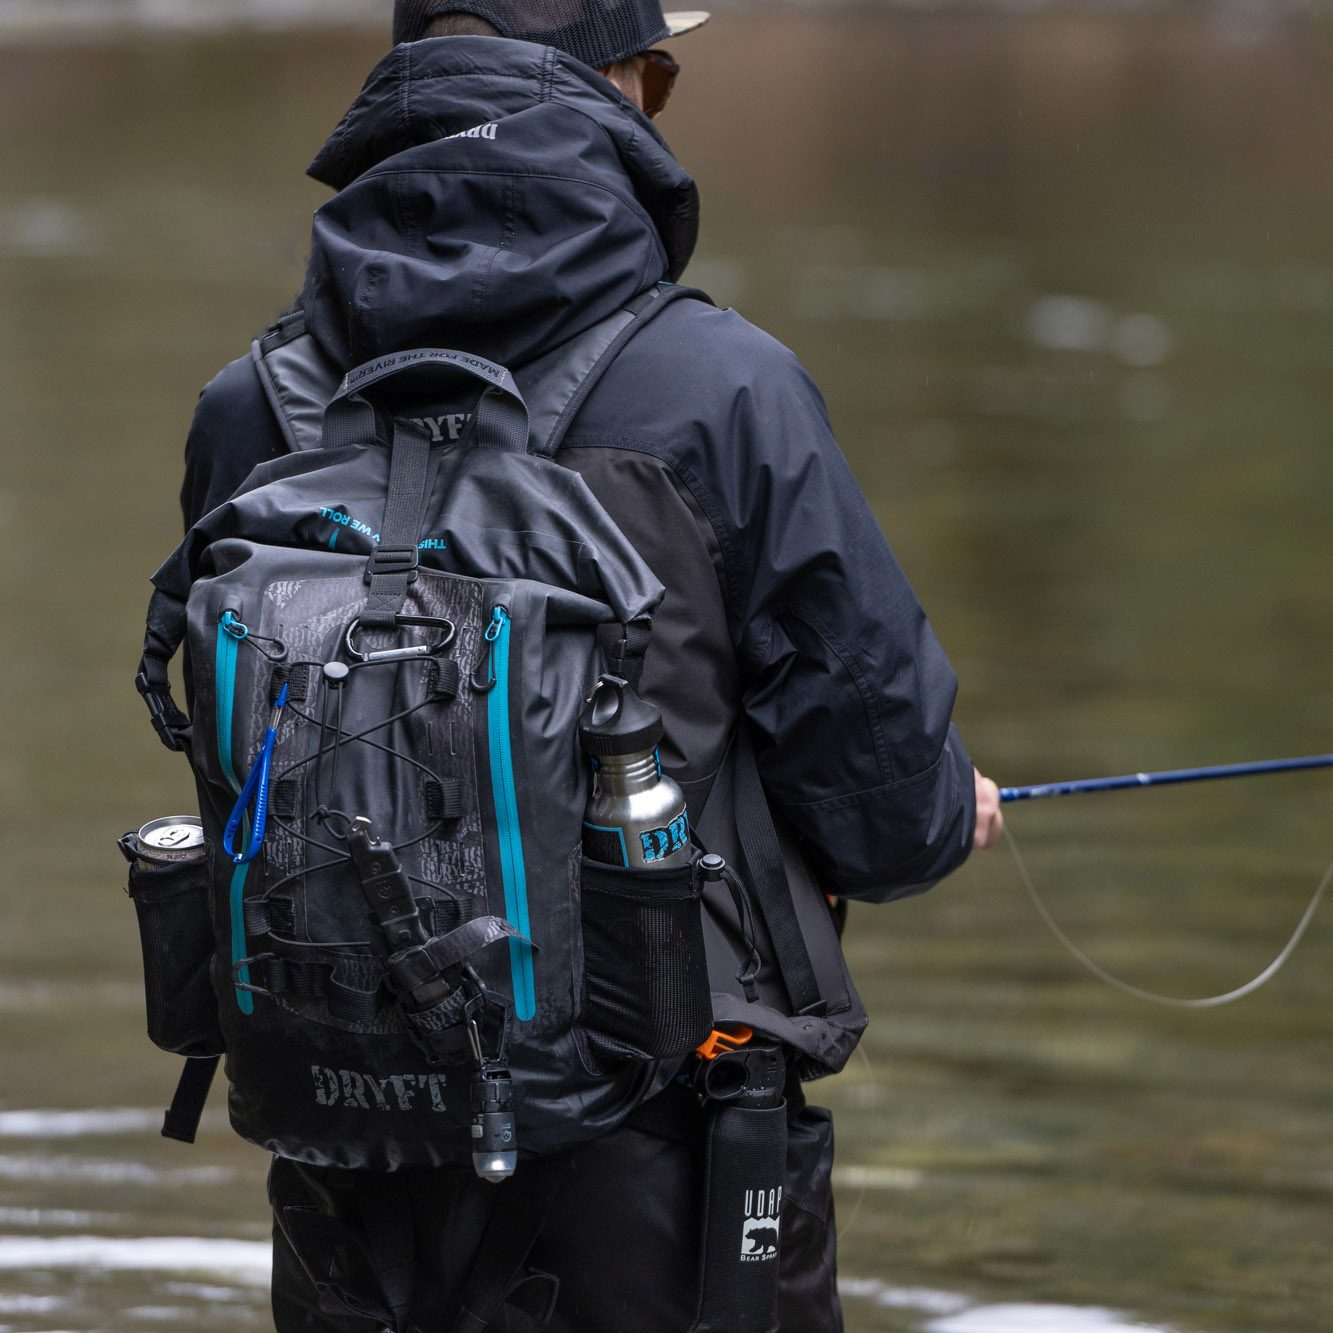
[364,545,419,583]
[135,669,189,752]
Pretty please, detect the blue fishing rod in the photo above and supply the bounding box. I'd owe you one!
[1000,753,1333,804]
[997,751,1333,1007]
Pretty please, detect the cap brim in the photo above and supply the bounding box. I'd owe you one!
[663,10,710,38]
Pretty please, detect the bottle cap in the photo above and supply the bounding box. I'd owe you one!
[578,675,664,757]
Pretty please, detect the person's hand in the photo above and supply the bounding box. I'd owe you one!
[972,768,1003,850]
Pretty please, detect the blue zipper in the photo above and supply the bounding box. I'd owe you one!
[215,612,244,791]
[485,606,535,1021]
[215,612,254,1016]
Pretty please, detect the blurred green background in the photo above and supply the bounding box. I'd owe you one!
[1,3,1332,1330]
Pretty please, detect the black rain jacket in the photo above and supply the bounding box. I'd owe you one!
[179,36,977,1069]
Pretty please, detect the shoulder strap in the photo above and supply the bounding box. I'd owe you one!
[519,283,707,457]
[448,1155,570,1332]
[251,311,341,454]
[253,284,711,457]
[698,727,825,1019]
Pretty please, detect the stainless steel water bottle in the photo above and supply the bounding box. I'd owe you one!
[579,675,690,868]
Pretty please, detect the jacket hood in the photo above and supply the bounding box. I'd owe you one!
[301,36,700,369]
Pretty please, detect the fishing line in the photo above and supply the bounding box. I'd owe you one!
[835,1043,878,1243]
[1004,824,1333,1007]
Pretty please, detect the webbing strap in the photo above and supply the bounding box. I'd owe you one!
[321,347,534,627]
[161,1055,220,1144]
[733,730,824,1016]
[251,310,335,454]
[240,914,518,1020]
[699,728,825,1018]
[450,1156,571,1333]
[519,309,638,457]
[540,283,709,457]
[362,423,431,628]
[137,588,192,753]
[606,615,653,691]
[392,914,530,983]
[238,953,385,1023]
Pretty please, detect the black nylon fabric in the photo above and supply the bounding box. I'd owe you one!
[153,383,676,1164]
[162,438,662,630]
[267,1101,842,1332]
[303,38,698,368]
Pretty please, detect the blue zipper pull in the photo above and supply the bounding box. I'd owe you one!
[472,605,508,693]
[223,682,289,864]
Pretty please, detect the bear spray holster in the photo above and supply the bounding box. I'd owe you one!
[689,1027,787,1333]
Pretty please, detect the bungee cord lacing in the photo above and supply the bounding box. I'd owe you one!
[228,631,461,907]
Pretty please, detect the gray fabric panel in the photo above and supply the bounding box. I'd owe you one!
[251,333,342,454]
[512,308,636,457]
[259,310,639,460]
[175,441,664,627]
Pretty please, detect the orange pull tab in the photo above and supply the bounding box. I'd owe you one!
[695,1025,754,1061]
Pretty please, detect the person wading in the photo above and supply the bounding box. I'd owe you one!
[168,2,1004,1328]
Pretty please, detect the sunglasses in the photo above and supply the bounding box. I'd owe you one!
[640,48,680,119]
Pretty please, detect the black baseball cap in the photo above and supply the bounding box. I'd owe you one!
[393,0,709,71]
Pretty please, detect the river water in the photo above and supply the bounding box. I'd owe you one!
[1,6,1332,1332]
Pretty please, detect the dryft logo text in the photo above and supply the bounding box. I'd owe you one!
[740,1186,782,1261]
[312,1066,448,1112]
[404,413,470,443]
[640,812,689,863]
[444,122,498,141]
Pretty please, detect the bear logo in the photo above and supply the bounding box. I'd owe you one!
[739,1187,782,1261]
[741,1217,780,1257]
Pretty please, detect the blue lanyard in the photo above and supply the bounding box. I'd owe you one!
[223,683,288,865]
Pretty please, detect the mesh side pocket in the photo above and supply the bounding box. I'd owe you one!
[580,857,712,1062]
[121,838,224,1057]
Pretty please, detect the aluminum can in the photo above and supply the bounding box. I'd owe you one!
[134,816,207,868]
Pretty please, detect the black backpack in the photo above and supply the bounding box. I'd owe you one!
[129,289,722,1171]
